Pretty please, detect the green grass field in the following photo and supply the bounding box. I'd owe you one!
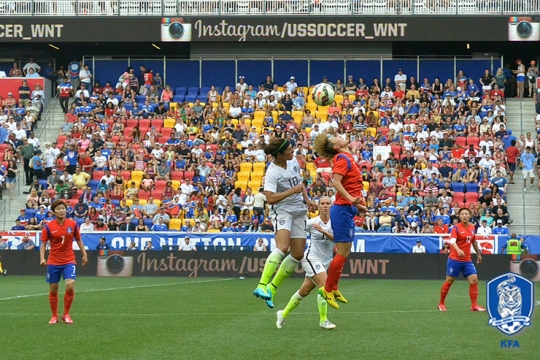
[1,276,538,360]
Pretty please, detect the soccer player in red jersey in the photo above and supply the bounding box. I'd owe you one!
[40,200,88,324]
[438,208,485,312]
[313,134,367,309]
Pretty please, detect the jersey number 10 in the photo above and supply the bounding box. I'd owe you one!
[287,177,300,188]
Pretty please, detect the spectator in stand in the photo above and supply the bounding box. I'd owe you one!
[440,242,451,254]
[179,237,197,251]
[17,235,35,250]
[433,218,449,234]
[412,240,426,253]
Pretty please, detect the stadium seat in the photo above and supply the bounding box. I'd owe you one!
[253,162,266,173]
[250,173,263,185]
[175,87,186,96]
[237,172,250,183]
[131,170,144,183]
[467,137,480,149]
[240,162,253,173]
[235,180,248,190]
[126,119,138,128]
[455,137,467,148]
[366,127,377,137]
[171,171,184,181]
[465,182,479,193]
[173,95,185,103]
[154,180,167,191]
[452,182,465,193]
[88,180,100,192]
[184,171,194,180]
[452,193,465,203]
[92,170,104,181]
[164,118,176,128]
[185,95,196,103]
[188,87,199,96]
[136,95,146,103]
[465,193,479,203]
[169,218,183,231]
[121,170,131,181]
[170,179,181,190]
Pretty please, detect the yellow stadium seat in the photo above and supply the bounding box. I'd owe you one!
[301,87,309,95]
[169,102,179,112]
[170,180,181,190]
[240,162,253,172]
[248,180,261,190]
[237,172,250,182]
[278,87,284,92]
[231,119,239,126]
[222,102,230,111]
[164,118,176,128]
[253,162,266,173]
[318,105,329,114]
[139,199,147,205]
[306,103,317,113]
[316,111,328,122]
[131,170,144,183]
[207,229,221,233]
[125,199,133,207]
[292,111,303,124]
[254,111,265,121]
[306,163,316,174]
[242,119,251,127]
[250,173,264,184]
[252,119,264,129]
[271,111,278,121]
[334,94,344,104]
[348,94,356,101]
[235,180,248,190]
[154,199,162,207]
[169,219,183,231]
[366,127,377,137]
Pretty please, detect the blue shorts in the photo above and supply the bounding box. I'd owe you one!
[46,264,76,283]
[517,75,526,82]
[330,204,356,243]
[508,162,516,172]
[446,258,477,278]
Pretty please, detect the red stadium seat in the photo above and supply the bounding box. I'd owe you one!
[0,144,8,152]
[161,127,173,138]
[209,144,218,154]
[391,145,401,157]
[138,191,150,201]
[126,119,138,128]
[139,119,151,128]
[455,137,467,148]
[92,170,104,180]
[171,171,184,181]
[121,170,131,181]
[467,137,480,149]
[154,180,167,191]
[184,171,194,180]
[465,193,479,203]
[452,193,465,203]
[151,119,163,130]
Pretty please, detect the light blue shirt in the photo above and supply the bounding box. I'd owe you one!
[520,152,535,170]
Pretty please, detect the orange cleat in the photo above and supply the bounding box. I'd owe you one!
[48,316,58,324]
[438,304,447,311]
[470,306,486,312]
[62,314,74,324]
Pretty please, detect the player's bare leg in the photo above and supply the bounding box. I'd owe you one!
[467,274,486,312]
[438,275,455,311]
[62,279,76,324]
[48,283,59,324]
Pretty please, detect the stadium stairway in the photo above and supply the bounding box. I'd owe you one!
[2,97,64,230]
[504,98,540,235]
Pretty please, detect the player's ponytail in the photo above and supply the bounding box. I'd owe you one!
[313,133,338,160]
[264,138,290,156]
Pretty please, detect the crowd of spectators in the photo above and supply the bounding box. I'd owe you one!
[5,59,538,239]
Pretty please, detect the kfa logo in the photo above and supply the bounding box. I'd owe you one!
[487,273,534,335]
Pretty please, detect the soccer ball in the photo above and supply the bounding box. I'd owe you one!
[311,83,335,106]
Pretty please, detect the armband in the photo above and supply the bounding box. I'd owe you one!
[449,238,457,244]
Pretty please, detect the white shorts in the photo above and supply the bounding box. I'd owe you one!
[523,169,535,179]
[271,209,308,239]
[301,257,329,278]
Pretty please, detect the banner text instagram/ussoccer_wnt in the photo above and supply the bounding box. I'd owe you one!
[193,20,407,42]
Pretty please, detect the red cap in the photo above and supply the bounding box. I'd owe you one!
[516,59,522,63]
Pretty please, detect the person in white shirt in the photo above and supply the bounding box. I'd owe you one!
[394,69,407,91]
[284,76,298,93]
[179,237,197,251]
[13,125,27,140]
[44,142,59,173]
[380,86,394,99]
[253,238,268,252]
[93,150,108,170]
[275,197,336,330]
[180,178,194,195]
[476,220,492,235]
[270,84,283,102]
[101,170,115,186]
[74,85,90,99]
[23,58,40,76]
[412,240,426,253]
[79,64,93,87]
[478,154,495,173]
[151,144,164,160]
[236,76,248,94]
[257,85,270,99]
[80,218,95,233]
[27,133,40,149]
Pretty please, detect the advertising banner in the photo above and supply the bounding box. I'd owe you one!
[0,251,512,280]
[0,16,535,42]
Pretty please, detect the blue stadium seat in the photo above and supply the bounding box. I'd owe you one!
[173,95,185,103]
[111,199,120,206]
[136,95,146,103]
[175,87,186,96]
[185,95,196,103]
[199,87,210,97]
[39,180,48,189]
[215,87,222,94]
[74,217,85,226]
[87,103,96,109]
[114,95,122,102]
[88,180,100,192]
[465,182,479,193]
[196,95,207,102]
[123,103,133,111]
[26,209,36,218]
[187,87,199,96]
[452,182,465,193]
[143,218,153,228]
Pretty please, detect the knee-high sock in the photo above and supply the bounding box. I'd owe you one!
[258,249,285,287]
[270,255,300,289]
[282,291,303,318]
[469,283,478,307]
[324,254,347,292]
[49,292,58,317]
[317,294,328,322]
[439,281,453,305]
[64,289,75,315]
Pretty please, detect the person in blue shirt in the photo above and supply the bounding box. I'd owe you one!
[101,144,111,160]
[520,146,536,191]
[502,129,517,149]
[11,219,26,230]
[225,209,237,224]
[35,207,47,224]
[167,133,180,145]
[491,169,508,190]
[151,218,168,231]
[492,220,509,235]
[66,146,78,174]
[180,219,193,232]
[141,100,155,119]
[32,149,45,180]
[467,78,480,97]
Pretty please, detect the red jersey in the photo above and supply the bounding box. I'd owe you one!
[506,146,520,164]
[41,219,81,266]
[143,73,153,85]
[332,152,363,205]
[449,222,475,262]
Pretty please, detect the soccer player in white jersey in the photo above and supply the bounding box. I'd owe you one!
[253,138,317,309]
[276,197,336,330]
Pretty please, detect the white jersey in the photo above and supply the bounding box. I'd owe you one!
[305,216,334,268]
[264,157,305,214]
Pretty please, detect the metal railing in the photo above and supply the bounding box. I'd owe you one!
[0,0,538,16]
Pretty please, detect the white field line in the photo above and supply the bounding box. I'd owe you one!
[0,278,233,301]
